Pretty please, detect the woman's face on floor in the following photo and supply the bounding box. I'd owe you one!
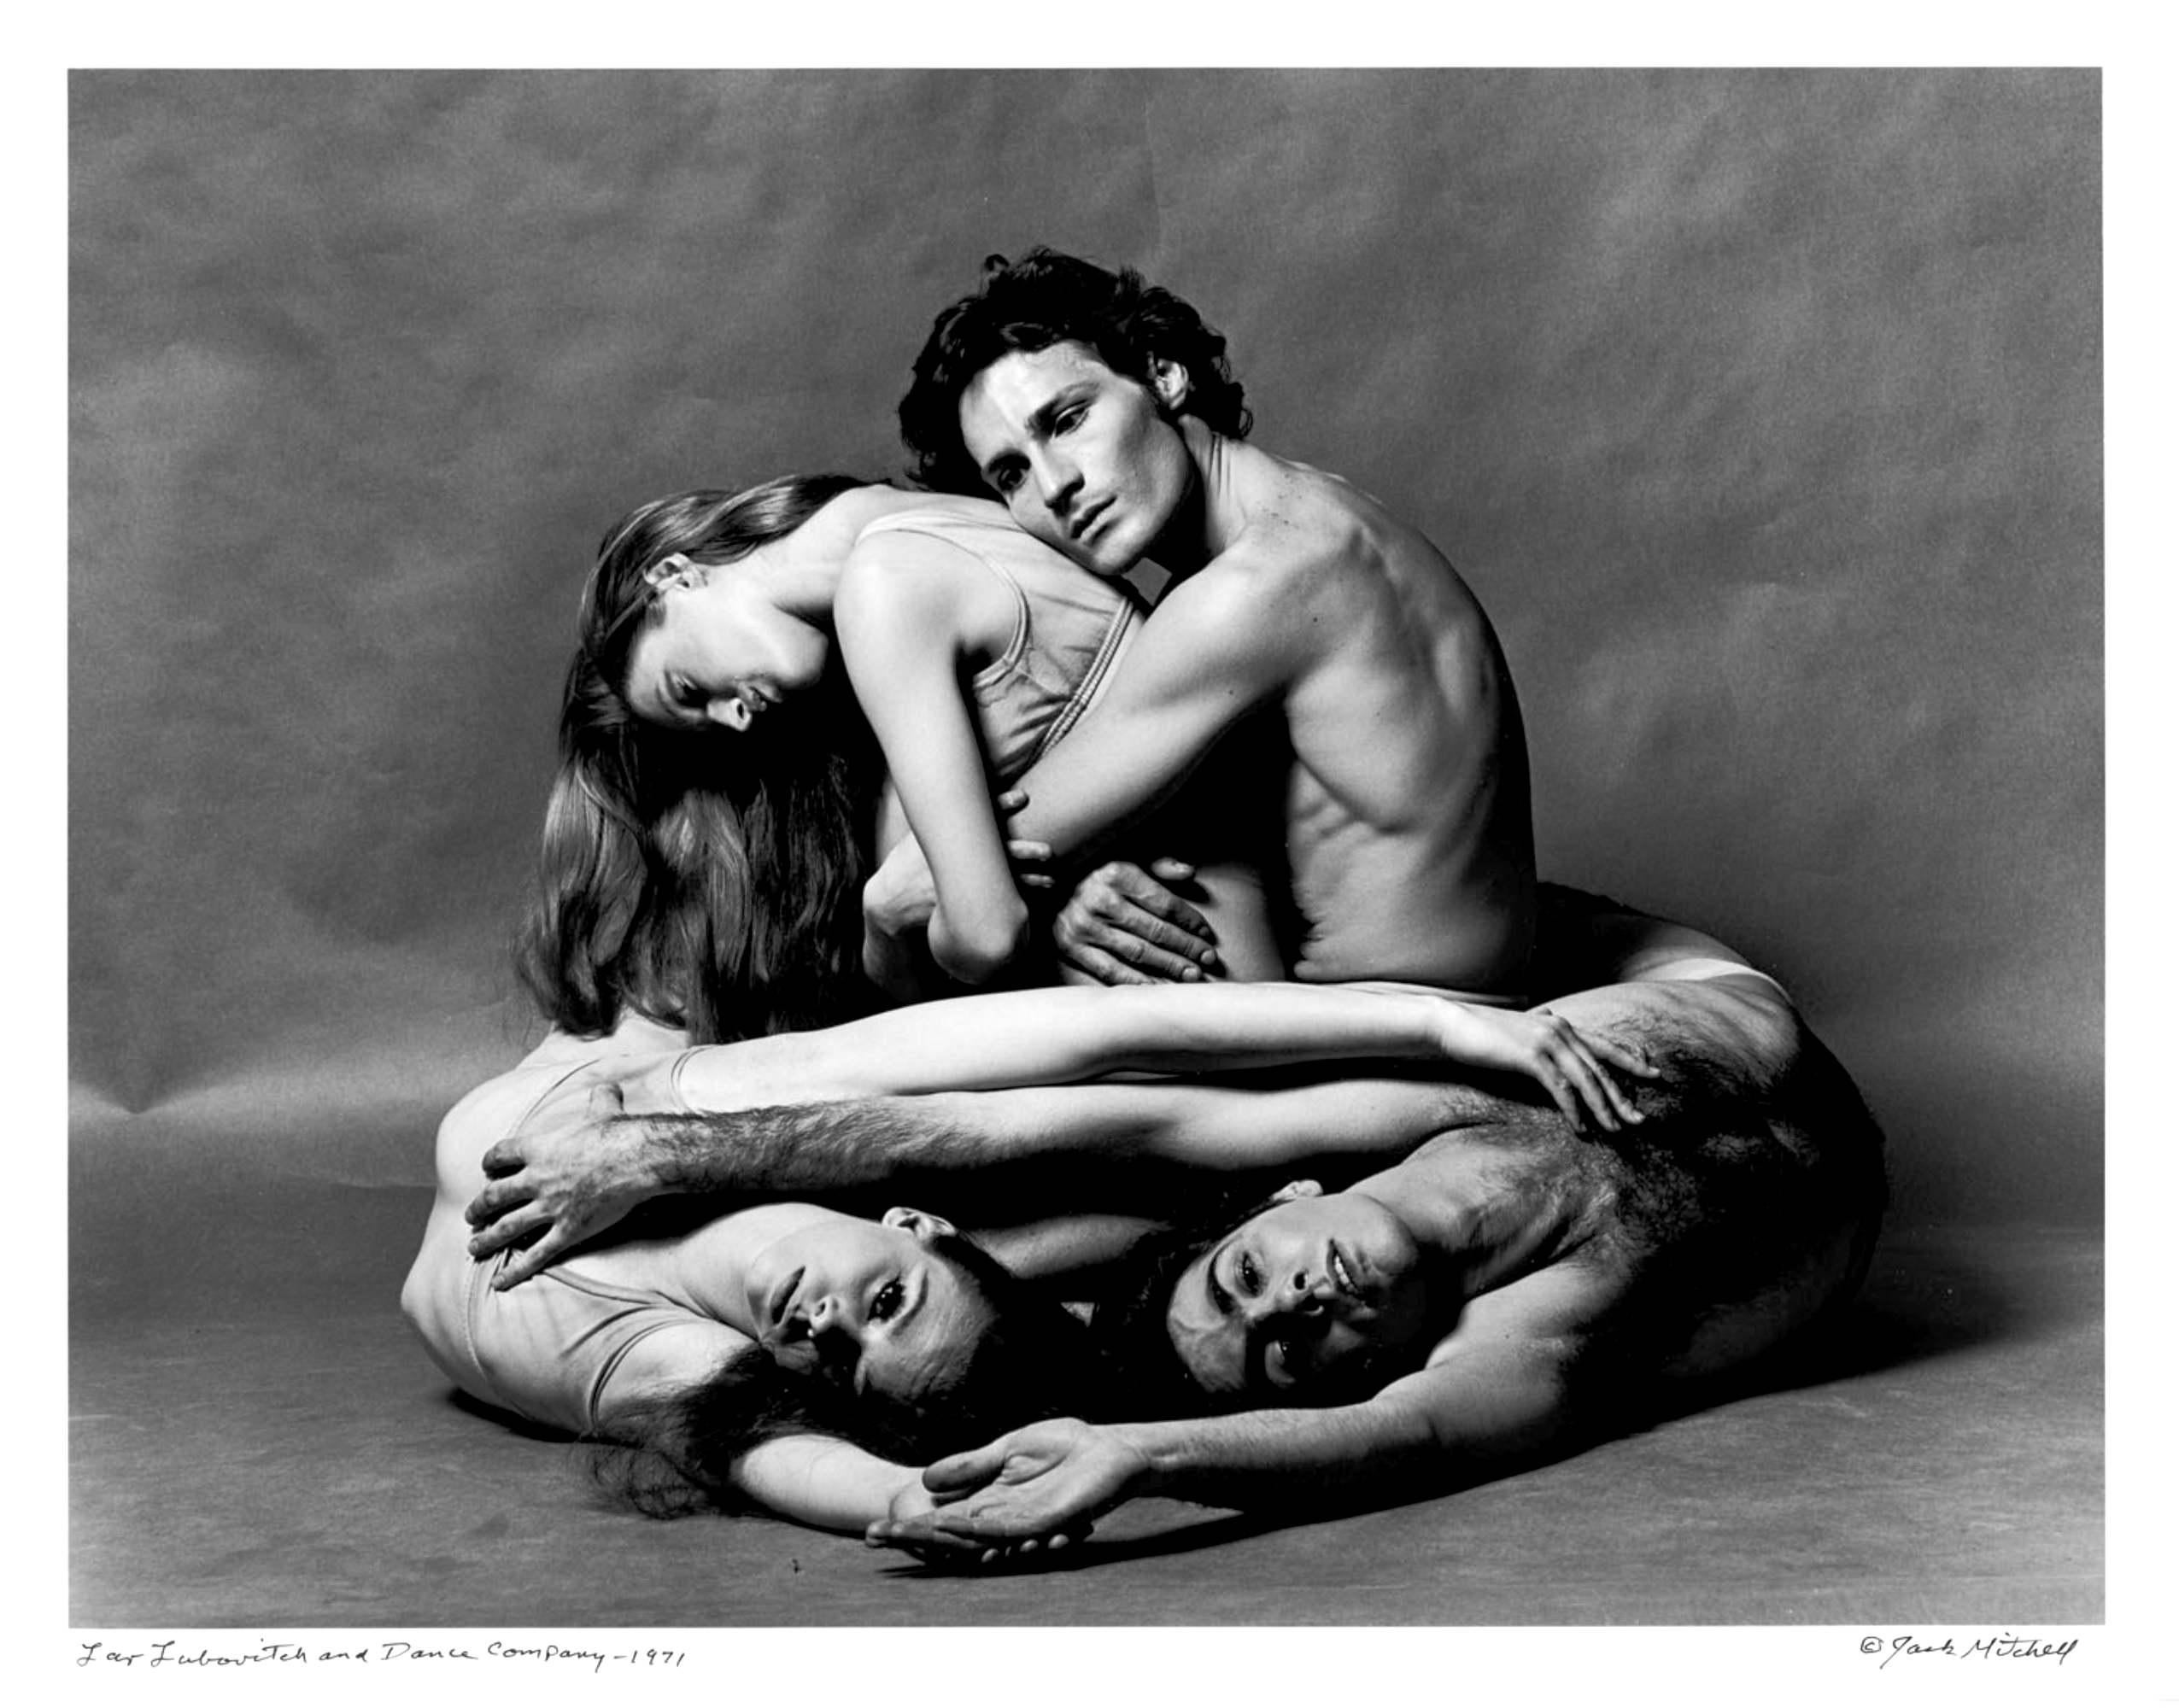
[621,557,832,736]
[741,1209,997,1409]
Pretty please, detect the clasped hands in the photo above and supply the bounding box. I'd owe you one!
[865,1418,1155,1568]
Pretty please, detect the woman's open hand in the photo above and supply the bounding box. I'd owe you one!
[1428,1000,1662,1133]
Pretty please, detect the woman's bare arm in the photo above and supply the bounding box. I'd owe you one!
[838,532,1033,986]
[599,1318,933,1535]
[462,974,1659,1286]
[729,1435,928,1535]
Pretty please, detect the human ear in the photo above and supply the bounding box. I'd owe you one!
[1272,1179,1323,1204]
[642,552,703,594]
[1149,359,1192,411]
[882,1207,959,1242]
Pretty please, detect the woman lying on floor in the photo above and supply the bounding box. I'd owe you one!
[449,894,1880,1565]
[403,1010,1086,1531]
[402,971,1643,1533]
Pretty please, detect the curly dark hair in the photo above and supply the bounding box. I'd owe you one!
[1083,1189,1297,1419]
[1086,1225,1228,1420]
[899,247,1253,496]
[1091,1189,1420,1415]
[591,1230,1110,1518]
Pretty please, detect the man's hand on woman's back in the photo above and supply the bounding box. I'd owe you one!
[1051,858,1222,986]
[462,1072,665,1289]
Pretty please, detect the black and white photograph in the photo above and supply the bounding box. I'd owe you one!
[56,28,2148,1691]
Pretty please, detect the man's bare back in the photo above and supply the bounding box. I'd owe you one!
[1202,437,1534,987]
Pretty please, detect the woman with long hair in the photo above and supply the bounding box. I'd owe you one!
[426,476,1274,1531]
[407,964,1649,1530]
[518,476,1282,1047]
[404,1009,1097,1530]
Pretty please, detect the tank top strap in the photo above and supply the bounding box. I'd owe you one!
[1027,592,1136,764]
[850,500,1140,786]
[852,508,1033,687]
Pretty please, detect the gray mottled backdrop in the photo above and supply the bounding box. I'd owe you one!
[70,69,2100,1273]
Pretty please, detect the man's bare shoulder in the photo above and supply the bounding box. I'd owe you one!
[1203,447,1403,601]
[1229,443,1482,616]
[1247,446,1388,541]
[1549,976,1806,1091]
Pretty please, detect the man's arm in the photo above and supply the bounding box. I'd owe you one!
[852,558,1302,966]
[1049,858,1224,985]
[868,1263,1608,1559]
[460,982,1461,1283]
[993,556,1308,869]
[465,986,1655,1284]
[490,1072,1511,1259]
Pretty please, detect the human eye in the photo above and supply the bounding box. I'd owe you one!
[1263,1336,1296,1389]
[987,461,1024,495]
[869,1279,905,1322]
[1235,1251,1262,1295]
[1052,402,1087,433]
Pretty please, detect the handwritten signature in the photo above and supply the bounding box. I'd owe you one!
[1858,1632,2077,1669]
[79,1640,687,1672]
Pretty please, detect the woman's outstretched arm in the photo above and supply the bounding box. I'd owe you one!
[598,1323,935,1535]
[728,1435,929,1535]
[674,978,1655,1130]
[676,981,1426,1109]
[460,982,1473,1282]
[463,981,1651,1285]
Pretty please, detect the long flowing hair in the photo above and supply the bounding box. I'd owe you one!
[591,1231,1104,1518]
[517,476,883,1044]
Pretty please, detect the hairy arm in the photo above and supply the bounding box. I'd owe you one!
[563,1072,1502,1218]
[838,535,1030,986]
[470,892,1796,1283]
[465,984,1450,1278]
[466,983,1653,1280]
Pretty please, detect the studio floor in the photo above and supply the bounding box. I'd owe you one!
[70,1175,2101,1628]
